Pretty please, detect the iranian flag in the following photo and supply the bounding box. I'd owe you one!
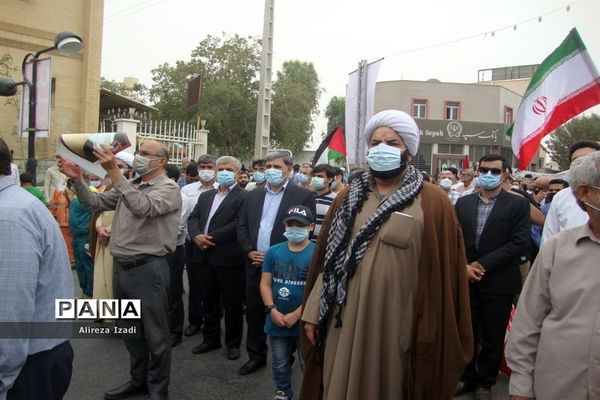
[508,28,600,170]
[311,126,347,167]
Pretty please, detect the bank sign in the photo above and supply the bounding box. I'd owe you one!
[418,120,511,146]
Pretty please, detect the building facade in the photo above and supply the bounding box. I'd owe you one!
[0,0,104,175]
[374,78,523,175]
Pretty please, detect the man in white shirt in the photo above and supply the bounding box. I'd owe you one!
[439,168,464,193]
[541,140,600,245]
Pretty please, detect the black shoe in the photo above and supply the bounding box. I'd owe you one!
[171,336,182,348]
[227,347,241,360]
[148,394,169,400]
[191,342,221,354]
[474,387,491,400]
[104,381,148,400]
[454,381,476,397]
[184,324,200,336]
[239,359,266,375]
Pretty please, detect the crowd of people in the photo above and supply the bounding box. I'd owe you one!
[0,109,599,400]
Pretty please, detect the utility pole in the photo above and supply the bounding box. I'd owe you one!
[254,0,274,158]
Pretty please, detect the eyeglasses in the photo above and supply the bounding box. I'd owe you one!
[478,166,503,175]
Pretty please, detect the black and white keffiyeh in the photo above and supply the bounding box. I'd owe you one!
[318,166,423,335]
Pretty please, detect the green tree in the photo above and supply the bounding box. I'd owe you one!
[100,77,127,94]
[149,33,261,157]
[101,77,149,103]
[270,60,321,155]
[149,61,195,121]
[325,96,345,135]
[546,114,600,169]
[1,54,18,108]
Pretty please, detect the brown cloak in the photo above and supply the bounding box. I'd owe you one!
[299,182,473,399]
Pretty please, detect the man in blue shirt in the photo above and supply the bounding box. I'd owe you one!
[0,138,74,400]
[261,205,315,400]
[237,151,316,376]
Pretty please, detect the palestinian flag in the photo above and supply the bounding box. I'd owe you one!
[507,28,600,170]
[312,126,347,167]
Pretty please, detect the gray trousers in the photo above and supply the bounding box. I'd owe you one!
[114,256,171,395]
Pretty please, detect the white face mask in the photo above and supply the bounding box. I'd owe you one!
[198,169,215,182]
[132,155,157,176]
[439,178,452,190]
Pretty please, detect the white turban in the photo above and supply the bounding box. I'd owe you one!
[115,151,134,167]
[364,110,420,156]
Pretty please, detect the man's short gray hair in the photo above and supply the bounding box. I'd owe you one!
[215,156,242,171]
[197,154,217,165]
[264,151,293,167]
[570,151,600,191]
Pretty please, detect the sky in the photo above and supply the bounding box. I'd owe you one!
[101,0,600,147]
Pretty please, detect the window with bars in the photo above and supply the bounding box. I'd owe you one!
[445,101,460,120]
[412,99,427,118]
[504,106,513,125]
[414,143,432,173]
[437,143,463,154]
[469,145,488,164]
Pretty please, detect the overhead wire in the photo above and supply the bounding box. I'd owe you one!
[381,0,582,59]
[104,0,168,24]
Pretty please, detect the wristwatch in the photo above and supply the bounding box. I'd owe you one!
[264,304,277,314]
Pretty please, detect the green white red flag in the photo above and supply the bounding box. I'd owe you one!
[507,28,600,170]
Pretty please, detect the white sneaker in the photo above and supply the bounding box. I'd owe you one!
[273,391,289,400]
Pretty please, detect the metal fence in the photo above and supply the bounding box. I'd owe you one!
[137,120,202,165]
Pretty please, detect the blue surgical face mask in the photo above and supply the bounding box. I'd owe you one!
[253,171,265,183]
[330,180,338,190]
[198,169,215,183]
[367,143,408,178]
[265,168,284,186]
[478,171,502,190]
[310,176,326,190]
[216,170,236,187]
[89,180,101,188]
[297,173,309,184]
[284,226,310,243]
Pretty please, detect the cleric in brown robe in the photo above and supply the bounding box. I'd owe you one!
[299,110,473,400]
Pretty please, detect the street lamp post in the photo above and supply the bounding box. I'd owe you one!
[0,31,83,183]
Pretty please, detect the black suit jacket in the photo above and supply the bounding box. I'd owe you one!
[455,189,530,295]
[237,181,316,257]
[188,185,247,266]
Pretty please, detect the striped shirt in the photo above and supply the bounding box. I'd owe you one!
[0,176,73,394]
[475,191,500,248]
[311,191,336,241]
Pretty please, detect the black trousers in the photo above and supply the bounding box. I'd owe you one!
[114,256,171,395]
[166,245,185,338]
[245,261,267,362]
[185,240,204,326]
[462,285,514,389]
[8,341,73,400]
[197,262,245,349]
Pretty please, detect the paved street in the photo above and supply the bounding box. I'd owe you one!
[65,271,508,400]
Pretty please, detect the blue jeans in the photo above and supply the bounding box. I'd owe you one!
[73,237,93,297]
[269,335,303,398]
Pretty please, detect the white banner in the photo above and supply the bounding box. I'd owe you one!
[20,57,52,138]
[345,68,359,165]
[345,59,382,166]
